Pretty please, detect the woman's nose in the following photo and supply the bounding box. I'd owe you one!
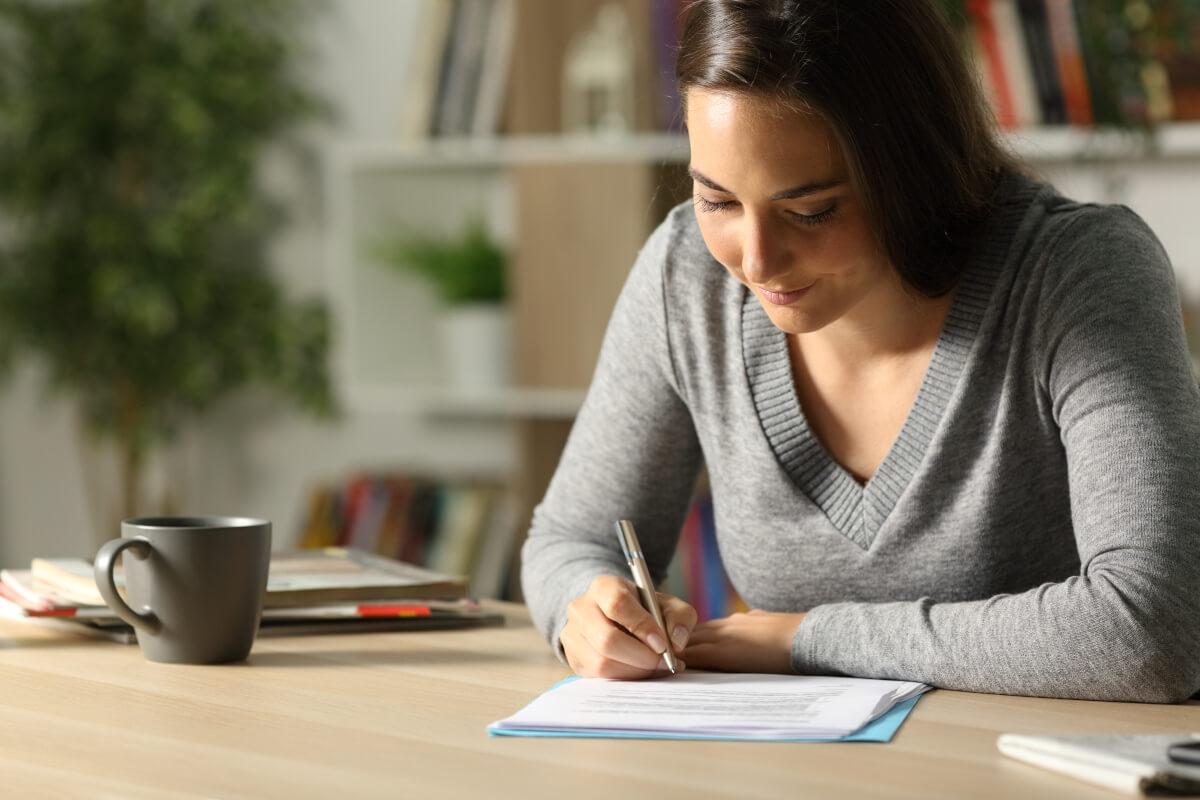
[740,216,789,285]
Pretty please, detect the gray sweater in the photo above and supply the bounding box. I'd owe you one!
[520,172,1200,703]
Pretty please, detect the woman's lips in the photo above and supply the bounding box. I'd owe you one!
[757,282,815,306]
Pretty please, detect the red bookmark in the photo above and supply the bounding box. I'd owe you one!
[356,605,432,618]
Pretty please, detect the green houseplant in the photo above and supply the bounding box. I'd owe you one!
[0,0,336,542]
[372,217,507,306]
[372,217,512,390]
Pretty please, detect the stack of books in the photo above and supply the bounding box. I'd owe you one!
[0,547,503,644]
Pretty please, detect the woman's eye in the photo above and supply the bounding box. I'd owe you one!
[788,204,838,227]
[693,195,735,213]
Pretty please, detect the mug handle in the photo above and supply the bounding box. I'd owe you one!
[93,537,161,634]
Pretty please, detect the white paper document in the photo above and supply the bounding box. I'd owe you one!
[490,671,929,740]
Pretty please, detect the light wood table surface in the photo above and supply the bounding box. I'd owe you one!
[0,602,1196,799]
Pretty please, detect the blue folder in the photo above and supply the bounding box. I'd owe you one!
[488,677,926,743]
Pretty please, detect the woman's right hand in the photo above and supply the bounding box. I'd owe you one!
[560,574,697,679]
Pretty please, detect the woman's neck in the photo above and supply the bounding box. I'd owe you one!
[794,279,956,374]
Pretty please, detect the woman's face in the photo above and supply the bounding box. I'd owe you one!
[686,89,893,336]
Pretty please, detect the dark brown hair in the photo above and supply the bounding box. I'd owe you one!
[676,0,1022,296]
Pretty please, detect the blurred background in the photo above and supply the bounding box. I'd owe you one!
[0,0,1196,613]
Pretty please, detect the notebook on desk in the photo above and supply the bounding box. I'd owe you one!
[998,732,1200,796]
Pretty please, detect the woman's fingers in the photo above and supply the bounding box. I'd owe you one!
[657,592,699,654]
[592,576,672,656]
[559,576,693,679]
[561,618,661,679]
[575,598,663,671]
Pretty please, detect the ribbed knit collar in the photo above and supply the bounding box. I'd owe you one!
[741,172,1042,549]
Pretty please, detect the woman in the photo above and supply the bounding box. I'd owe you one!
[521,0,1200,702]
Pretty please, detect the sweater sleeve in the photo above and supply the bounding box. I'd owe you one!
[791,206,1200,702]
[520,213,704,660]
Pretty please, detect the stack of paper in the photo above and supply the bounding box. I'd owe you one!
[0,548,503,642]
[489,671,929,742]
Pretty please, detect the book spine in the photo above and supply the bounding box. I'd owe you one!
[992,0,1042,126]
[1071,0,1121,125]
[401,482,440,566]
[469,488,520,599]
[373,477,408,559]
[339,474,373,549]
[470,0,516,137]
[969,0,1020,128]
[431,0,464,136]
[1046,0,1094,125]
[435,0,489,137]
[1017,0,1067,124]
[398,0,458,140]
[697,494,727,621]
[681,497,708,621]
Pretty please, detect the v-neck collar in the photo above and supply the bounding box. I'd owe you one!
[741,172,1040,549]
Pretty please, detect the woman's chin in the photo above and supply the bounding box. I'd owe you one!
[760,303,830,336]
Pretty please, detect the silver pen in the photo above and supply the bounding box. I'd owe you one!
[615,519,679,674]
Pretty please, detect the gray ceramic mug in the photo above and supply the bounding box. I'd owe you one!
[93,516,272,664]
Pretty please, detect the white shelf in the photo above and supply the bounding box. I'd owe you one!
[345,385,585,420]
[330,123,1200,173]
[1004,122,1200,162]
[330,132,691,171]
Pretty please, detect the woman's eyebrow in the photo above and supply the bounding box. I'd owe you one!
[687,166,845,200]
[688,167,731,193]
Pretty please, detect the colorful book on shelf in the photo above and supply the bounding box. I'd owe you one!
[992,0,1042,126]
[298,484,340,550]
[401,481,441,567]
[1045,0,1094,125]
[426,484,493,578]
[468,488,520,600]
[969,0,1021,128]
[433,0,491,136]
[470,0,516,137]
[1016,0,1068,124]
[373,477,414,561]
[663,487,747,622]
[697,494,729,623]
[678,498,709,619]
[399,0,459,140]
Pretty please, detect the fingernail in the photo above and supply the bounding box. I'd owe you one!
[647,632,667,653]
[671,625,688,649]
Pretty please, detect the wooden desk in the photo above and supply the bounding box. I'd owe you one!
[0,603,1195,799]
